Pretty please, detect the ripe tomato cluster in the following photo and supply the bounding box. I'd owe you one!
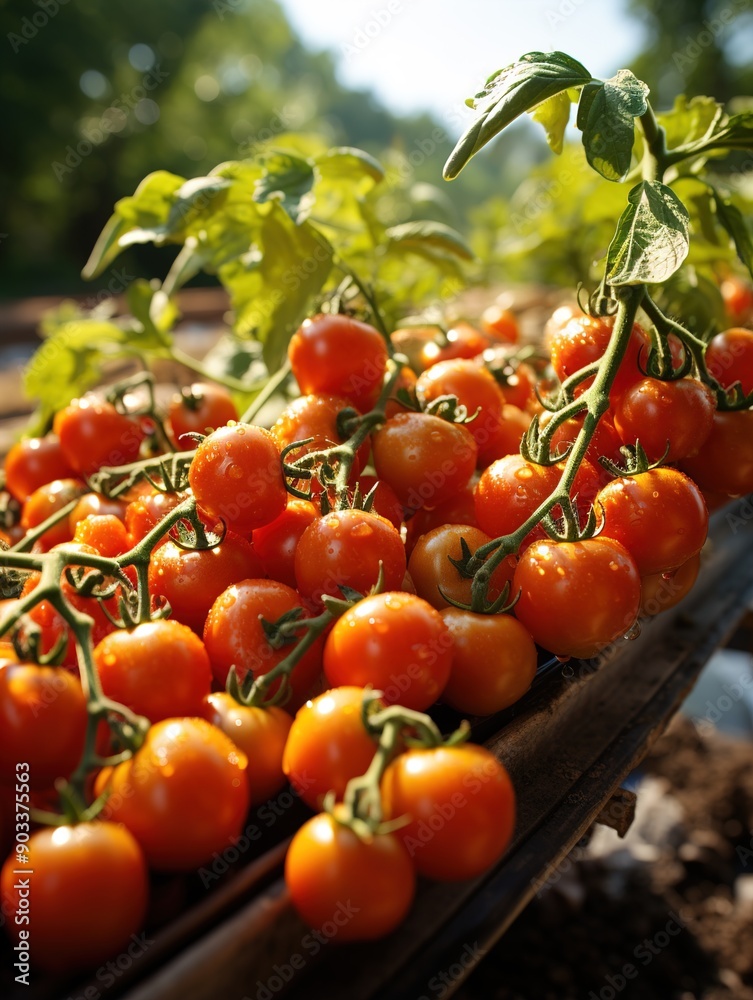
[1,301,752,976]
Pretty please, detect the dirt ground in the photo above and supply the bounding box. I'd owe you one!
[458,717,753,1000]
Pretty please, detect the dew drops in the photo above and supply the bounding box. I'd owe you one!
[561,663,575,678]
[623,621,642,641]
[228,464,243,480]
[516,467,533,481]
[556,654,571,664]
[351,522,373,538]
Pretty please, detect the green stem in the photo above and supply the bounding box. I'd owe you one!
[333,260,392,349]
[639,103,667,182]
[170,346,270,395]
[240,359,292,424]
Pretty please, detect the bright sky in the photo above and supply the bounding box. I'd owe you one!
[278,0,645,132]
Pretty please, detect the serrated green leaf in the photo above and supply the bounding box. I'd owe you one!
[530,91,572,154]
[444,51,592,179]
[126,279,178,343]
[577,70,649,182]
[606,181,690,285]
[219,208,333,369]
[386,221,474,261]
[658,95,725,152]
[253,151,315,224]
[712,188,753,278]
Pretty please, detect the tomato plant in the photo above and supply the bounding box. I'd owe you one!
[168,382,239,446]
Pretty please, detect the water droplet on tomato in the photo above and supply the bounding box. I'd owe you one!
[228,464,243,480]
[623,621,642,641]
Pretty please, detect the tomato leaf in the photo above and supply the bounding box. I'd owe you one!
[444,52,592,179]
[577,70,649,182]
[253,151,316,224]
[530,91,572,154]
[606,181,690,286]
[710,188,753,278]
[219,207,333,369]
[386,221,474,261]
[314,147,384,186]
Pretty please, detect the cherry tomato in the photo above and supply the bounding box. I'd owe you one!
[286,812,415,940]
[0,660,87,788]
[381,744,516,880]
[680,410,753,497]
[481,304,519,344]
[476,404,531,469]
[203,693,293,805]
[323,592,453,710]
[373,411,477,511]
[356,475,404,531]
[385,365,418,420]
[282,686,378,810]
[21,478,85,551]
[440,611,537,716]
[513,538,641,658]
[474,454,601,550]
[420,321,491,368]
[289,314,389,412]
[4,434,74,502]
[404,481,479,554]
[640,552,701,617]
[721,275,753,325]
[73,514,130,556]
[548,315,649,402]
[546,410,625,476]
[390,325,444,372]
[595,469,708,575]
[294,508,406,605]
[188,423,287,534]
[94,620,211,723]
[125,489,188,545]
[69,492,128,533]
[0,822,148,973]
[53,397,144,476]
[148,531,263,633]
[168,382,239,446]
[251,499,318,588]
[614,377,716,463]
[491,357,537,411]
[203,578,323,708]
[95,717,249,870]
[270,393,370,471]
[407,523,516,611]
[705,327,753,394]
[416,359,505,451]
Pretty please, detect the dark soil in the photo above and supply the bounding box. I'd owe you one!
[458,717,753,1000]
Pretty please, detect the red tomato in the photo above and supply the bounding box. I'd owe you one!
[95,717,249,870]
[148,531,264,633]
[680,410,753,497]
[188,423,287,534]
[407,523,516,611]
[203,693,293,805]
[4,434,75,502]
[513,538,641,658]
[0,822,148,973]
[372,411,478,510]
[294,508,406,605]
[69,492,128,533]
[252,498,318,588]
[440,611,537,716]
[476,404,531,469]
[125,490,188,545]
[416,359,506,451]
[595,469,708,575]
[53,397,144,475]
[640,552,701,617]
[0,660,87,788]
[168,382,239,446]
[614,377,716,463]
[705,327,753,394]
[382,744,516,880]
[270,393,370,470]
[73,514,130,556]
[289,314,389,412]
[385,365,418,420]
[323,592,453,710]
[474,454,601,550]
[721,276,753,325]
[94,620,212,722]
[282,686,378,810]
[494,359,537,411]
[286,812,415,940]
[481,304,520,344]
[420,321,491,368]
[203,578,323,708]
[546,410,625,476]
[404,481,479,554]
[357,475,404,531]
[21,478,86,551]
[548,315,649,401]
